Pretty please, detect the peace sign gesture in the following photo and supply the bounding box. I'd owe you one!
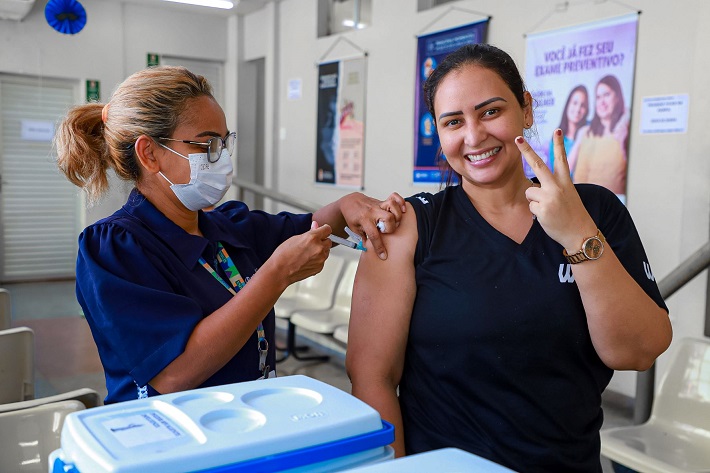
[515,129,598,253]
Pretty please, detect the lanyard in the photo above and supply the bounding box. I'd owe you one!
[198,242,270,379]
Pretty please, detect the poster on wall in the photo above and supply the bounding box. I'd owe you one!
[413,20,489,185]
[315,57,366,188]
[524,13,639,204]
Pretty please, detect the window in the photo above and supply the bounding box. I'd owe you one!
[318,0,372,37]
[417,0,457,12]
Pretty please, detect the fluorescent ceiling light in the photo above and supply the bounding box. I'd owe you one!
[342,19,366,29]
[163,0,234,9]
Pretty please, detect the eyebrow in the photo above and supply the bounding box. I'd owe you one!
[195,130,230,139]
[474,97,507,110]
[438,97,508,120]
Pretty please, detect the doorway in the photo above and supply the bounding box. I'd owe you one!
[237,57,266,210]
[0,74,80,282]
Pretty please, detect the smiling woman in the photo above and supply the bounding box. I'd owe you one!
[345,43,671,473]
[569,74,630,196]
[53,65,405,405]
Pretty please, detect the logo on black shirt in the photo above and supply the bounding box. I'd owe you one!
[558,264,575,283]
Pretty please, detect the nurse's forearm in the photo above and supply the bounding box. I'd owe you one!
[150,258,288,393]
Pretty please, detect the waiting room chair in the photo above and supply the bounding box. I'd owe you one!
[0,326,34,404]
[274,252,347,362]
[0,399,85,473]
[0,387,102,414]
[600,337,710,473]
[0,288,11,330]
[333,324,349,345]
[290,257,358,336]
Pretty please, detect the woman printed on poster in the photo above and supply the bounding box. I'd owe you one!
[335,99,365,188]
[548,85,589,174]
[568,75,630,197]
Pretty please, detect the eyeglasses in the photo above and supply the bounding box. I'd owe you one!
[158,132,236,163]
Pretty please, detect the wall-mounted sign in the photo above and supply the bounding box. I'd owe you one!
[640,94,689,134]
[21,120,55,142]
[147,53,160,67]
[86,79,100,102]
[288,78,302,100]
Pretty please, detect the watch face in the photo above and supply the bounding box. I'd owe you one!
[583,236,604,260]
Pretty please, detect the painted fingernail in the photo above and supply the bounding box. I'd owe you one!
[376,220,385,233]
[515,136,524,144]
[555,128,562,136]
[379,252,387,260]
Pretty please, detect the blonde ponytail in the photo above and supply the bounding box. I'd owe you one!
[54,66,214,204]
[55,103,111,205]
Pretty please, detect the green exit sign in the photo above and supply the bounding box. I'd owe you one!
[86,79,100,102]
[147,53,160,67]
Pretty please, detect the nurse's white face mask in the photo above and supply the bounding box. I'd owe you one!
[157,144,234,211]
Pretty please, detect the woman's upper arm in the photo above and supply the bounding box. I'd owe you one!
[346,203,418,385]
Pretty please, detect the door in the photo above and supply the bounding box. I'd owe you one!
[0,75,80,282]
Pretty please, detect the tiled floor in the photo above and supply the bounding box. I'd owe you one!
[4,280,630,472]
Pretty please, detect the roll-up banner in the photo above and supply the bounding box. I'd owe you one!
[316,57,367,188]
[413,20,489,185]
[524,13,639,204]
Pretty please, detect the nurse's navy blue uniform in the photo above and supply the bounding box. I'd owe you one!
[76,189,312,404]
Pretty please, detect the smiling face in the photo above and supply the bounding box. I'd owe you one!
[595,82,617,121]
[433,64,532,188]
[566,90,588,126]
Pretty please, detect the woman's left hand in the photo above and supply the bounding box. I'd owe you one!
[515,129,597,252]
[340,192,406,259]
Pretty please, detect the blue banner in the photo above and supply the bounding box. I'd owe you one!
[413,20,489,185]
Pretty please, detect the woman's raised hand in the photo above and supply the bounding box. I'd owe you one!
[515,129,597,252]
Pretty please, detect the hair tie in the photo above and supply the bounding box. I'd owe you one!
[101,103,110,124]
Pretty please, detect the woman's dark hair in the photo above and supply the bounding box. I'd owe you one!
[558,85,588,139]
[588,75,625,137]
[422,43,528,187]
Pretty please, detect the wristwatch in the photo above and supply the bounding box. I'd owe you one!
[563,229,605,264]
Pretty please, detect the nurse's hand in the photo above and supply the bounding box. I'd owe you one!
[270,222,332,286]
[515,130,597,252]
[339,192,406,260]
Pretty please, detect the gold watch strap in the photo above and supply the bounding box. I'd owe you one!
[563,229,605,264]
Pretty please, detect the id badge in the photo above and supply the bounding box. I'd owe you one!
[258,369,276,380]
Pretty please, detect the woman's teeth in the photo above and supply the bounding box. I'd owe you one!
[466,147,501,162]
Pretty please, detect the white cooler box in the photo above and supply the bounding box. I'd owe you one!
[49,375,394,473]
[343,447,517,472]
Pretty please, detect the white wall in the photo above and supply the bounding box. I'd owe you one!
[0,0,231,222]
[243,0,709,397]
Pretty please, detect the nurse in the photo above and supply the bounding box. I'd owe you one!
[54,66,404,404]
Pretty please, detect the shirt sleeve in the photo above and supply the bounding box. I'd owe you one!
[214,201,313,262]
[76,222,202,387]
[579,184,668,313]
